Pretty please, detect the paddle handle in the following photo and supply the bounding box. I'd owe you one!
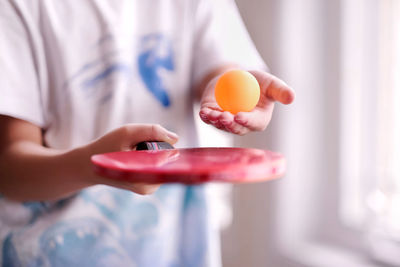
[136,141,174,151]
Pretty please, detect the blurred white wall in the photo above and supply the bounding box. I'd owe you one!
[221,0,342,266]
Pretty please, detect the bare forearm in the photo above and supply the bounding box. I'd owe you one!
[0,121,180,201]
[0,141,93,201]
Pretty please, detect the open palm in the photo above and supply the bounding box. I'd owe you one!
[199,70,295,135]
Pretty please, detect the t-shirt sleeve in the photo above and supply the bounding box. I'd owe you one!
[0,1,45,127]
[191,0,267,86]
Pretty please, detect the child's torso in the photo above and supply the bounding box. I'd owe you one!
[23,0,198,148]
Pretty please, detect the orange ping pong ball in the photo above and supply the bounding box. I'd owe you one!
[215,70,260,115]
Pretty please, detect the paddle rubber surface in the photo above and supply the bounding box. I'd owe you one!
[91,147,286,184]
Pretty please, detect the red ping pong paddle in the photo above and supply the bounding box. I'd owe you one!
[91,142,286,184]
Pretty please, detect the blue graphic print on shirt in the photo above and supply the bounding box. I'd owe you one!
[81,63,132,90]
[138,34,175,107]
[63,33,175,108]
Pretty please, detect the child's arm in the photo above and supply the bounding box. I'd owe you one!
[198,68,295,135]
[0,116,178,201]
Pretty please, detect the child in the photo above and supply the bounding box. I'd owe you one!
[0,0,294,266]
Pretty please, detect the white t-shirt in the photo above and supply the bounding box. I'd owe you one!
[0,0,265,266]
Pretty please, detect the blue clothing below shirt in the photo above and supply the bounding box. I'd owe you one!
[0,185,213,267]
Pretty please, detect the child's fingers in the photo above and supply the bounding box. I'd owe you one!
[216,112,249,135]
[104,179,161,195]
[122,124,179,148]
[89,124,179,155]
[199,107,223,123]
[249,70,295,105]
[219,112,236,132]
[199,108,211,123]
[199,108,225,129]
[199,109,247,135]
[225,122,249,135]
[128,183,161,195]
[234,109,273,132]
[267,84,295,105]
[219,111,234,125]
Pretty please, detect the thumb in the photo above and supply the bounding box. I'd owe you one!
[122,124,179,149]
[249,70,295,105]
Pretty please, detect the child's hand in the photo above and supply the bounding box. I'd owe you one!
[0,117,179,201]
[84,124,179,195]
[199,70,295,135]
